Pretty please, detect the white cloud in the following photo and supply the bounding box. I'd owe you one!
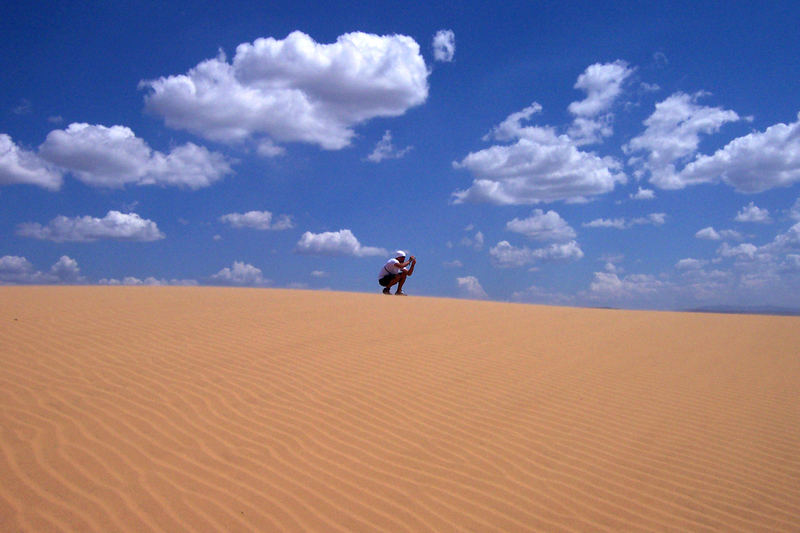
[589,271,670,299]
[210,261,270,286]
[506,209,576,241]
[676,113,800,192]
[718,242,758,259]
[762,221,800,255]
[568,61,634,118]
[696,226,721,240]
[432,30,455,62]
[443,259,463,268]
[459,230,484,250]
[99,277,198,286]
[696,226,744,241]
[17,211,165,242]
[219,210,294,230]
[625,92,740,189]
[511,285,575,306]
[0,134,63,190]
[295,229,387,257]
[489,240,583,268]
[366,130,412,162]
[567,60,634,144]
[583,213,665,229]
[791,197,800,221]
[630,187,655,200]
[675,258,708,271]
[255,139,286,158]
[141,31,429,150]
[583,217,627,229]
[456,276,488,299]
[453,102,626,204]
[0,255,84,284]
[735,202,772,223]
[38,123,232,189]
[50,255,83,282]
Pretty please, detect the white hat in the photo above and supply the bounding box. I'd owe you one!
[395,250,407,258]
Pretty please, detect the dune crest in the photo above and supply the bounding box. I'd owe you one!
[1,286,799,531]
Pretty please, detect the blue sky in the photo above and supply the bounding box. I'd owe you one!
[2,1,800,309]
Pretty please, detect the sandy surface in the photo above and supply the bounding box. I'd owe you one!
[1,286,799,531]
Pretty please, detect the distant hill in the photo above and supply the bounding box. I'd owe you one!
[685,305,800,316]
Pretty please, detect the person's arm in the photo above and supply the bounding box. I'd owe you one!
[406,256,416,276]
[397,257,415,269]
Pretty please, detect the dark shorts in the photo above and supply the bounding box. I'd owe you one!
[379,274,397,287]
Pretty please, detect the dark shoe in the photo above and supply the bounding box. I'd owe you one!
[382,287,391,294]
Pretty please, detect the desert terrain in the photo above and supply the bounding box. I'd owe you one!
[1,286,798,531]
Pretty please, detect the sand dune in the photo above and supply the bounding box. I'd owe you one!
[1,286,799,531]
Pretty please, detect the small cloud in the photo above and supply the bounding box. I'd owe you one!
[735,202,772,223]
[99,276,197,286]
[630,187,655,200]
[583,213,665,229]
[311,270,328,278]
[211,261,271,286]
[443,259,463,268]
[456,276,488,299]
[506,209,576,241]
[432,29,455,62]
[696,226,721,240]
[12,99,32,115]
[489,240,583,268]
[459,230,484,250]
[219,210,294,230]
[583,218,627,229]
[295,229,386,257]
[676,258,707,271]
[365,130,412,163]
[717,242,758,260]
[256,139,286,158]
[48,115,64,124]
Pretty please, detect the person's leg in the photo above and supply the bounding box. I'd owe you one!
[394,272,408,293]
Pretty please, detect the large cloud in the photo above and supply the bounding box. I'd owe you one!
[625,92,740,188]
[453,103,626,204]
[38,123,232,189]
[141,31,429,150]
[17,211,165,242]
[0,134,63,189]
[295,229,387,257]
[675,113,800,192]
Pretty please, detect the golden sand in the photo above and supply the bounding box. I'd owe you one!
[1,286,799,531]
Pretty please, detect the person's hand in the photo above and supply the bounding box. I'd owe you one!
[410,255,416,263]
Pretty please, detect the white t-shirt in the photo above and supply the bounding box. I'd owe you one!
[378,258,402,278]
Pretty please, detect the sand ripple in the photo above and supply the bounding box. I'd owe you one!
[1,287,799,531]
